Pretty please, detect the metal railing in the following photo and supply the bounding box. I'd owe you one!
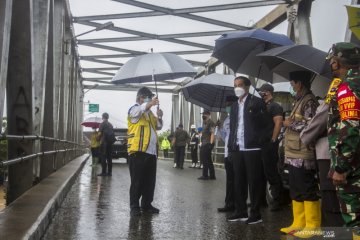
[0,134,85,167]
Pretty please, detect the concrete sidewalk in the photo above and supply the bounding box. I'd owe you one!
[0,154,89,240]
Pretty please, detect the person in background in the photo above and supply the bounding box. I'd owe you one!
[217,95,238,212]
[172,124,190,169]
[197,127,203,169]
[280,71,320,238]
[171,127,178,168]
[227,76,266,225]
[189,125,199,168]
[97,112,115,177]
[198,110,216,180]
[258,83,284,212]
[161,137,171,158]
[301,88,344,228]
[127,87,163,217]
[326,42,360,239]
[90,127,101,166]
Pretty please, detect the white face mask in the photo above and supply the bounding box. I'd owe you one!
[289,87,296,97]
[144,97,151,103]
[234,87,245,97]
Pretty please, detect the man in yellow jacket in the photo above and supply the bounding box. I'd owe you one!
[127,87,163,217]
[90,127,101,166]
[161,137,171,158]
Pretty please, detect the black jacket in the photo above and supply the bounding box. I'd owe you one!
[228,94,266,151]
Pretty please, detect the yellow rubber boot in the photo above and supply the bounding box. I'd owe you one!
[353,232,360,240]
[293,200,321,238]
[280,200,306,234]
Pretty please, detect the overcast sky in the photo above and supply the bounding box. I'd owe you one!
[70,0,351,131]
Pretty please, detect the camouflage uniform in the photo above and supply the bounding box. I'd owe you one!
[328,67,360,228]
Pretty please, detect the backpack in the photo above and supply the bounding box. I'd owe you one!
[104,124,116,145]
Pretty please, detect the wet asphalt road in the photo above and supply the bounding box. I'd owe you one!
[42,159,292,240]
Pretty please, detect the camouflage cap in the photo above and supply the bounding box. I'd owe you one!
[327,42,360,64]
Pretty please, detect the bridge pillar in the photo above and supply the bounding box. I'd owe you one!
[6,0,34,204]
[287,0,313,45]
[0,0,12,126]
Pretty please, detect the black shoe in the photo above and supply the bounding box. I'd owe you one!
[97,173,106,177]
[209,176,216,180]
[245,215,263,225]
[198,176,209,180]
[217,206,235,212]
[227,213,248,222]
[141,205,160,214]
[130,208,141,217]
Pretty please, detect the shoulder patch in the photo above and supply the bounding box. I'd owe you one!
[337,83,360,121]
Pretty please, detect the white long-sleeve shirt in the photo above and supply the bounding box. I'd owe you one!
[129,103,163,156]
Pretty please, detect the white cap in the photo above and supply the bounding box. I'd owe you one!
[191,124,196,129]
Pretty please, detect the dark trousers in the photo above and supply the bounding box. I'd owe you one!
[190,145,198,164]
[261,141,283,203]
[200,144,215,178]
[318,159,344,227]
[163,149,169,158]
[175,146,186,168]
[128,152,157,210]
[100,143,112,174]
[224,156,235,207]
[288,164,319,201]
[232,150,263,217]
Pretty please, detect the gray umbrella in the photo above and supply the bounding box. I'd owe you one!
[182,73,260,112]
[111,52,197,95]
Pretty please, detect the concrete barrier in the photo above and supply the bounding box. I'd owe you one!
[0,154,89,240]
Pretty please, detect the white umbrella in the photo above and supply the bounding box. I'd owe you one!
[112,52,197,95]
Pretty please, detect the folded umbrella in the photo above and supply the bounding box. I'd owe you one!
[81,116,102,128]
[212,28,294,82]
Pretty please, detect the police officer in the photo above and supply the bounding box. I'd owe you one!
[327,42,360,238]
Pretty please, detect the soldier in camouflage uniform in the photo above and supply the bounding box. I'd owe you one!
[327,42,360,238]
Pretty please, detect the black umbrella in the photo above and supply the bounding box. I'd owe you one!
[257,44,332,97]
[182,73,260,112]
[257,44,332,80]
[212,29,294,82]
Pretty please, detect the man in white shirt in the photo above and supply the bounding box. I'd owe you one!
[227,76,266,224]
[127,87,163,217]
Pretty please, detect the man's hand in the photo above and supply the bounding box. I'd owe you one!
[283,117,294,127]
[332,171,347,186]
[146,96,159,110]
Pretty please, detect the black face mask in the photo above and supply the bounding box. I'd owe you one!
[202,116,207,121]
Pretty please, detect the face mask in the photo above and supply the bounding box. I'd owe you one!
[225,106,231,113]
[234,87,245,97]
[289,87,296,97]
[144,97,151,103]
[202,116,207,121]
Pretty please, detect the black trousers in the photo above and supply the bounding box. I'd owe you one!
[100,143,112,174]
[175,146,186,168]
[200,144,215,178]
[128,152,157,210]
[190,145,198,164]
[163,149,169,158]
[224,156,235,207]
[261,141,283,203]
[288,164,319,201]
[318,159,344,227]
[232,150,263,217]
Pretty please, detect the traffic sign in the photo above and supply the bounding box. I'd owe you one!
[88,104,99,113]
